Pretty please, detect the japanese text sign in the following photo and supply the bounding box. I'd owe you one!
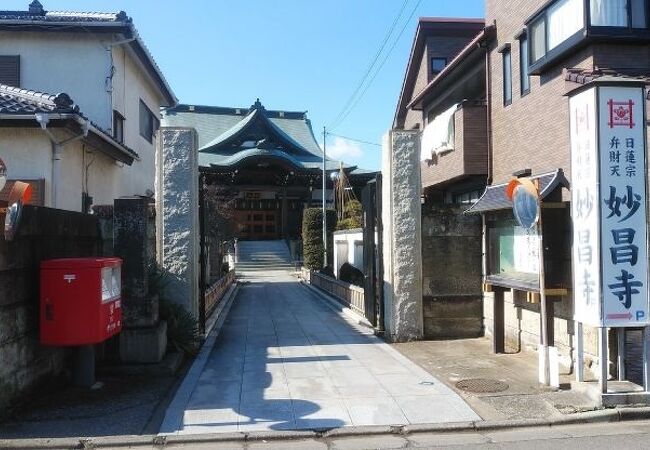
[570,85,649,327]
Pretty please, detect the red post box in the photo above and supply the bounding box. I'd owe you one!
[40,257,123,346]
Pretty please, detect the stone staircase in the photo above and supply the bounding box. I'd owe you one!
[235,240,295,275]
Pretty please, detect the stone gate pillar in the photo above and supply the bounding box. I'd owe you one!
[381,130,423,342]
[156,127,200,319]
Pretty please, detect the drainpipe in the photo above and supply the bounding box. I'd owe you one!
[35,113,89,208]
[484,23,495,185]
[104,35,137,127]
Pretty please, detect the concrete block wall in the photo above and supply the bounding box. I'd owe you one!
[421,204,483,339]
[0,206,101,413]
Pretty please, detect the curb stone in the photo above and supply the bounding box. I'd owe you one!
[3,408,650,448]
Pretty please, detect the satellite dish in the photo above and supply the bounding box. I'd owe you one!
[0,158,6,192]
[4,200,23,241]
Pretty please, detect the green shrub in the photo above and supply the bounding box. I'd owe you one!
[148,264,201,356]
[159,299,201,356]
[336,199,363,230]
[302,208,336,270]
[339,262,364,288]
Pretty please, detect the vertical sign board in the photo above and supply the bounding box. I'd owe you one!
[571,85,650,327]
[599,86,649,327]
[571,87,601,326]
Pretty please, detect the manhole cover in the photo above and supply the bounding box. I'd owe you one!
[455,378,509,393]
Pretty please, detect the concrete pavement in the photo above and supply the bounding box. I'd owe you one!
[160,270,479,434]
[393,338,598,421]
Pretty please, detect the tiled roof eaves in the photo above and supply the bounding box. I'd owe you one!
[465,169,569,214]
[0,83,138,163]
[0,83,78,114]
[565,68,650,98]
[166,104,308,120]
[87,121,139,162]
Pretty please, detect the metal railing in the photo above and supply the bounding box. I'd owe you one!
[205,269,236,318]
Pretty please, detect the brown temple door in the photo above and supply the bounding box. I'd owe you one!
[235,210,278,240]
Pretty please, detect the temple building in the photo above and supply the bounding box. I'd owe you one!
[161,99,375,240]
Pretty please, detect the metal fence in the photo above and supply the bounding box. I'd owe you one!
[205,269,236,318]
[309,270,365,316]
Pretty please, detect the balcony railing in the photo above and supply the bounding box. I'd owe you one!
[421,102,487,189]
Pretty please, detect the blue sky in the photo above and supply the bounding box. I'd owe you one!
[6,0,484,170]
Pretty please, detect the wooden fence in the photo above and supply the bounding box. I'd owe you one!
[205,269,236,318]
[308,270,365,316]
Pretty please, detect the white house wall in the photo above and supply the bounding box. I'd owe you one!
[0,128,123,211]
[111,44,165,199]
[0,32,112,129]
[0,31,169,208]
[333,230,365,278]
[0,129,51,198]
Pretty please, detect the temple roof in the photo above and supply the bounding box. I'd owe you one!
[162,100,372,174]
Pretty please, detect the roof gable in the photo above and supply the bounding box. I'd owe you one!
[393,18,484,129]
[199,103,313,157]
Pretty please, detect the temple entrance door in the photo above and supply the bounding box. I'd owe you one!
[236,210,279,240]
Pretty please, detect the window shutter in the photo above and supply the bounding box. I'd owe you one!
[0,56,20,87]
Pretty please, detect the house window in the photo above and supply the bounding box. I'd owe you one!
[453,190,481,204]
[113,110,124,143]
[502,48,512,106]
[519,36,530,95]
[431,57,447,74]
[0,55,20,86]
[529,0,584,64]
[139,100,159,143]
[590,0,647,28]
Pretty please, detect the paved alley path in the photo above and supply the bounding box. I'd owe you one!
[160,271,480,434]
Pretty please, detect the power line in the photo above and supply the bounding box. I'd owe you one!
[331,0,423,131]
[327,0,410,130]
[326,132,381,147]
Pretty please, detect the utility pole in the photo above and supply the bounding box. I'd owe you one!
[322,126,327,268]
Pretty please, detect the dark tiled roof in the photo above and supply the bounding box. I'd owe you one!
[465,169,569,214]
[163,100,376,177]
[0,10,127,22]
[0,1,128,23]
[565,68,650,88]
[0,84,78,114]
[0,83,138,163]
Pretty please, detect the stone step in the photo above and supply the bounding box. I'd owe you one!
[235,264,295,269]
